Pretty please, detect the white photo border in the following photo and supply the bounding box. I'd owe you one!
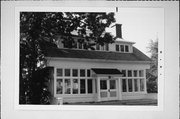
[14,6,164,111]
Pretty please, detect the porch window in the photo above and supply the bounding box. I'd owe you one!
[73,79,78,94]
[128,79,133,92]
[80,79,86,94]
[64,79,71,94]
[57,69,63,77]
[55,68,93,95]
[133,70,138,77]
[122,70,126,77]
[122,79,127,92]
[110,80,116,89]
[80,69,86,77]
[128,70,132,77]
[121,69,146,93]
[87,69,91,77]
[88,79,93,93]
[56,79,63,94]
[139,70,144,77]
[65,69,71,77]
[134,79,138,92]
[72,69,78,77]
[140,79,145,91]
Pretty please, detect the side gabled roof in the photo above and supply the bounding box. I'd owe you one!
[45,47,151,62]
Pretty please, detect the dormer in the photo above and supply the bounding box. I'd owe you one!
[55,24,135,53]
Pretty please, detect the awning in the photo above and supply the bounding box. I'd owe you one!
[91,68,122,75]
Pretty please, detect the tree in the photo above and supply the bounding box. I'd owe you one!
[146,39,158,93]
[20,12,115,104]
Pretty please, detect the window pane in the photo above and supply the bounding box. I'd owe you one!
[57,69,63,76]
[128,79,133,92]
[116,44,119,51]
[79,43,83,49]
[65,69,71,77]
[122,70,126,77]
[87,69,91,77]
[140,79,145,91]
[101,45,104,51]
[96,44,100,50]
[65,79,71,94]
[133,70,138,77]
[139,70,144,77]
[128,70,132,77]
[105,43,109,51]
[120,45,124,52]
[80,69,85,77]
[100,80,107,90]
[134,79,138,92]
[88,79,93,93]
[72,69,78,77]
[73,79,78,94]
[125,45,129,52]
[122,79,127,92]
[80,79,86,94]
[56,79,63,94]
[110,80,116,89]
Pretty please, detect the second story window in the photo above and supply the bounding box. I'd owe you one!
[116,44,130,53]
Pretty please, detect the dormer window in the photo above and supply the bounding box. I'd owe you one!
[96,43,109,51]
[116,44,130,53]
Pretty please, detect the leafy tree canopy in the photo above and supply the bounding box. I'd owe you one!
[20,12,116,104]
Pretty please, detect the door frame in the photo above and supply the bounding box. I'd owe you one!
[96,75,122,102]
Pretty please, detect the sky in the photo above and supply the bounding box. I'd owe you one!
[107,8,164,57]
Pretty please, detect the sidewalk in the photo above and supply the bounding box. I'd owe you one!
[64,99,157,105]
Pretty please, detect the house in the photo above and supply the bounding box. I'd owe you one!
[45,24,151,103]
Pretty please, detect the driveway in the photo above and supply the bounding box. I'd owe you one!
[64,99,157,105]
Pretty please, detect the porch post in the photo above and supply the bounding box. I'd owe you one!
[97,77,101,102]
[144,70,147,93]
[118,78,122,100]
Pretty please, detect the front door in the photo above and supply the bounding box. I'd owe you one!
[100,78,118,101]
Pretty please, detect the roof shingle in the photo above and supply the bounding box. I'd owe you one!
[45,47,151,62]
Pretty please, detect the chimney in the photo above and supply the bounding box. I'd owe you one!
[112,24,122,39]
[116,24,122,38]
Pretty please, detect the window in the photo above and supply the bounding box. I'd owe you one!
[73,79,78,94]
[120,45,124,52]
[87,69,91,77]
[133,70,138,77]
[57,69,63,77]
[122,70,126,77]
[116,44,119,51]
[72,69,78,77]
[122,79,127,92]
[78,43,83,49]
[80,69,85,77]
[96,44,100,50]
[139,70,144,77]
[125,45,129,52]
[56,79,63,94]
[128,70,132,77]
[88,79,93,93]
[105,44,109,51]
[110,80,116,89]
[134,79,138,92]
[56,68,93,95]
[100,80,107,90]
[128,79,133,92]
[80,79,86,94]
[64,79,71,94]
[65,69,71,77]
[140,79,144,91]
